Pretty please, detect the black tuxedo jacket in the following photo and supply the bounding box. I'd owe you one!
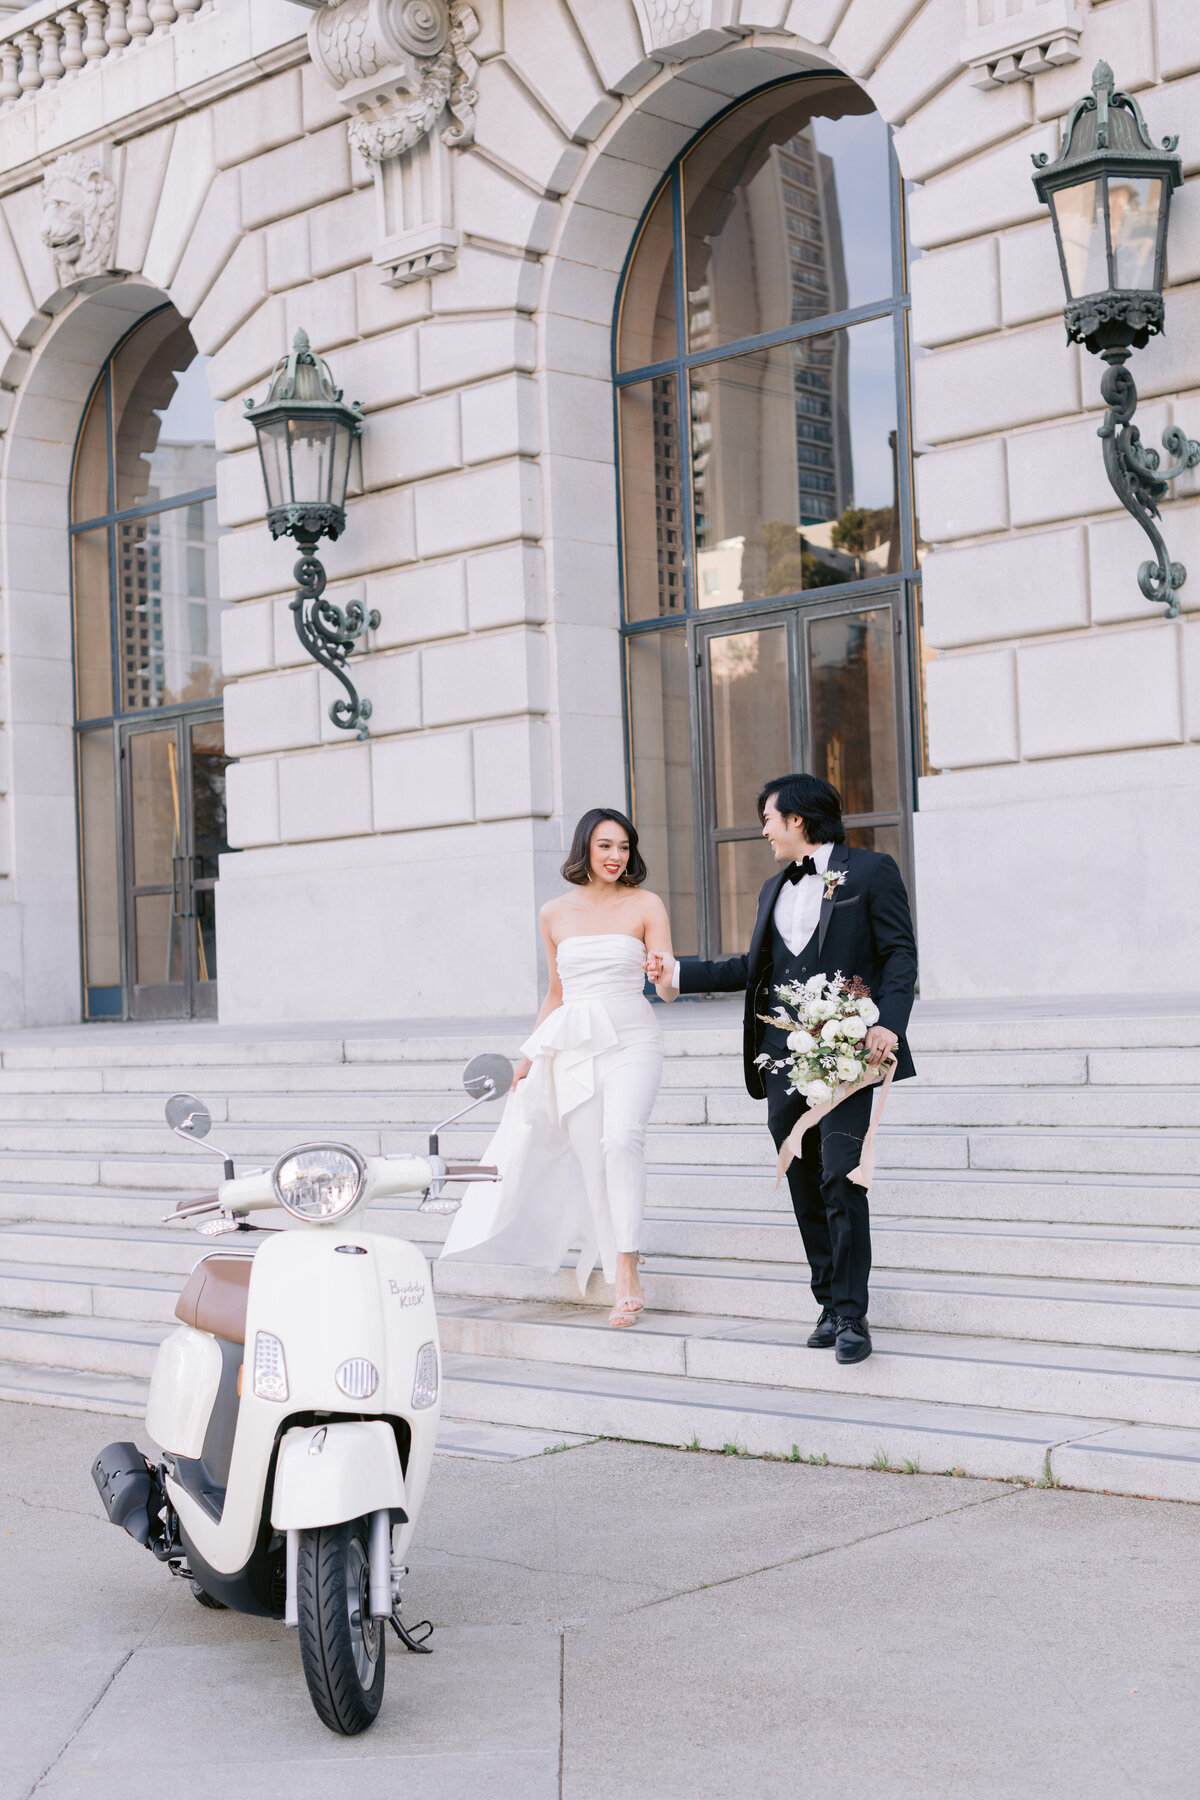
[678,843,918,1098]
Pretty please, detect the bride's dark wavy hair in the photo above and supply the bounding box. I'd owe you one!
[561,807,648,888]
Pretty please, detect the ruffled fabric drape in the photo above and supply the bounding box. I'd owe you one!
[440,935,662,1293]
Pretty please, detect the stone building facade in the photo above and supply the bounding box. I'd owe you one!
[0,0,1193,1028]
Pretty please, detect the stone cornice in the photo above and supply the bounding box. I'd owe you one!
[0,33,308,199]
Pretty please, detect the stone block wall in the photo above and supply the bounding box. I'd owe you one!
[0,0,1194,1018]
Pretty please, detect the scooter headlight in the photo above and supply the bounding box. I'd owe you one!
[272,1143,365,1222]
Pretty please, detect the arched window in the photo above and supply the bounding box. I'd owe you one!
[73,306,230,1020]
[617,76,917,957]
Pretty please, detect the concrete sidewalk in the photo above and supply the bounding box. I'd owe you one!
[2,1400,1198,1800]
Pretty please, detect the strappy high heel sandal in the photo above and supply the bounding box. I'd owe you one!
[609,1296,644,1329]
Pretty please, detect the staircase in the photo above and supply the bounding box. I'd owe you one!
[2,1004,1199,1499]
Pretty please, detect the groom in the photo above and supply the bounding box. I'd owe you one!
[650,774,917,1364]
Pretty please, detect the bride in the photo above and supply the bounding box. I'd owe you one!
[440,807,676,1327]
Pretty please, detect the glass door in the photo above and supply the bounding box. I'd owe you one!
[119,710,229,1020]
[695,589,911,955]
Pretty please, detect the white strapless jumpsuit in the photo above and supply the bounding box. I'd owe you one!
[440,935,664,1294]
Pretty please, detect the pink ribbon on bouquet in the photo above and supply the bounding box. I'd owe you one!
[775,1053,898,1190]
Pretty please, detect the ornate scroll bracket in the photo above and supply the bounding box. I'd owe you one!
[41,144,119,290]
[291,546,380,741]
[307,0,479,287]
[1098,361,1200,619]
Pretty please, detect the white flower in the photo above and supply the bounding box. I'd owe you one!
[804,974,826,995]
[835,1055,862,1083]
[839,1015,866,1041]
[802,1078,832,1104]
[856,999,880,1026]
[820,1019,842,1043]
[787,1029,816,1052]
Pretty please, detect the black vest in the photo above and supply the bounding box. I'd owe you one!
[762,915,821,1048]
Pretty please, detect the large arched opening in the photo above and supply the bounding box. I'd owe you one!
[538,49,919,961]
[617,72,916,958]
[71,303,229,1020]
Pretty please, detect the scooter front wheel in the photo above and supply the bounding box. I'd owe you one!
[296,1517,385,1734]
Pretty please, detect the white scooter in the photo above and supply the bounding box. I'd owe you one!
[92,1052,510,1735]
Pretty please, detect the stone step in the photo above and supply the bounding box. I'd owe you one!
[440,1350,1200,1498]
[0,1258,181,1325]
[6,1082,1200,1135]
[433,1255,1200,1352]
[651,1167,1200,1227]
[0,1357,147,1415]
[0,1220,254,1276]
[906,1014,1200,1053]
[439,1349,1098,1484]
[435,1299,1200,1431]
[5,1206,1197,1289]
[0,1306,167,1377]
[0,1163,1193,1231]
[882,1087,1200,1130]
[0,1045,1196,1100]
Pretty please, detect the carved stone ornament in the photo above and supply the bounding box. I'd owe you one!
[630,0,747,62]
[41,144,118,289]
[962,0,1086,91]
[306,0,479,286]
[307,0,479,162]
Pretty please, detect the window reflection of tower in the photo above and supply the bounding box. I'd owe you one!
[120,509,163,709]
[652,376,682,614]
[779,130,852,525]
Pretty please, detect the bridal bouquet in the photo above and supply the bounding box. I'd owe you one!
[757,973,881,1104]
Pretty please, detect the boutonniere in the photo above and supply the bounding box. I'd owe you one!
[821,869,847,901]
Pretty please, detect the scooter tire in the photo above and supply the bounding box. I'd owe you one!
[296,1518,386,1735]
[188,1579,227,1610]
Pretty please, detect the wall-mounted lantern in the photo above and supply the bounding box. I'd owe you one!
[245,330,379,738]
[1033,62,1200,617]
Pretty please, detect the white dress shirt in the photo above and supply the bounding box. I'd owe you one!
[772,839,834,954]
[665,841,834,986]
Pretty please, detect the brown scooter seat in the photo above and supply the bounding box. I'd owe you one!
[175,1254,254,1344]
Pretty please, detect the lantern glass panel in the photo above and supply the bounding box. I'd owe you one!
[1109,174,1163,290]
[257,419,290,511]
[1053,177,1109,298]
[287,417,336,505]
[329,418,354,511]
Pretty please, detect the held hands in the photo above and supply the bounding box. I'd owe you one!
[511,1057,532,1088]
[644,951,667,984]
[864,1025,899,1068]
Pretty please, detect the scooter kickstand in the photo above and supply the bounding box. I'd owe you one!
[389,1610,434,1653]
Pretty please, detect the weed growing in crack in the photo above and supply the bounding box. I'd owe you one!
[869,1448,892,1472]
[809,1452,830,1466]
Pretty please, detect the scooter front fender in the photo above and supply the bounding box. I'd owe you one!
[271,1420,406,1531]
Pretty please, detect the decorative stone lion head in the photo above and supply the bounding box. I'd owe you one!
[42,146,117,288]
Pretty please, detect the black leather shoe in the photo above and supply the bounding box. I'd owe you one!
[835,1316,872,1364]
[806,1308,838,1349]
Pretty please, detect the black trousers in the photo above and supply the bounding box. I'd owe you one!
[763,1063,875,1322]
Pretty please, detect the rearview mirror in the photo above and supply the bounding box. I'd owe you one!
[165,1093,212,1139]
[462,1053,513,1099]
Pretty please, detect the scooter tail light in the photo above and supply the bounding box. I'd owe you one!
[411,1341,438,1410]
[253,1330,289,1402]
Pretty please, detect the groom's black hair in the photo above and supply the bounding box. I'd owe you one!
[757,774,845,844]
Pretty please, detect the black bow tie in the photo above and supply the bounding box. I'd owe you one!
[784,857,818,885]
